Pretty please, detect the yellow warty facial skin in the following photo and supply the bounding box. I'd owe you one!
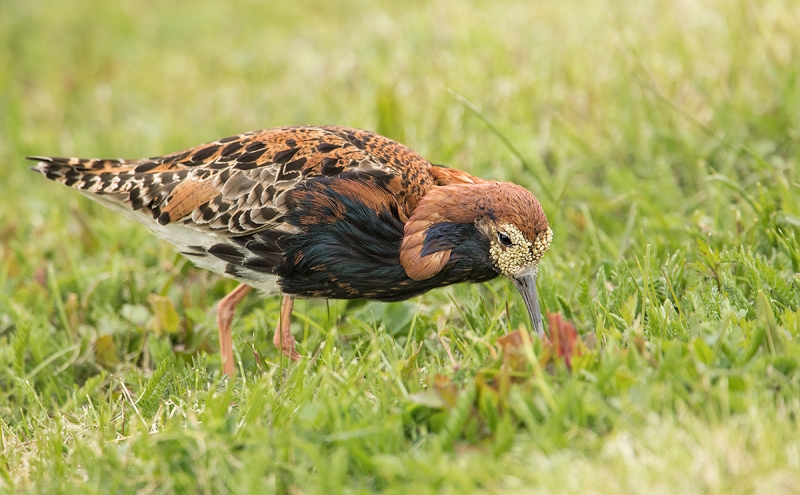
[489,225,553,278]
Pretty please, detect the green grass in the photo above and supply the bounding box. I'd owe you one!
[2,0,800,492]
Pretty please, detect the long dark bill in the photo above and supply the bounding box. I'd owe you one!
[512,267,545,337]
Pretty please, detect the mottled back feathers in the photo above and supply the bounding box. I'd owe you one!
[30,126,435,237]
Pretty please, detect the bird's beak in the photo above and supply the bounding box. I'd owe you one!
[512,267,545,337]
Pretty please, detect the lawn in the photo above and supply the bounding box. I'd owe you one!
[2,0,800,493]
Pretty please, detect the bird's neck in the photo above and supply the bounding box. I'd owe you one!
[399,183,496,281]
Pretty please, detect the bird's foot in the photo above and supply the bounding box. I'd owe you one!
[273,330,301,361]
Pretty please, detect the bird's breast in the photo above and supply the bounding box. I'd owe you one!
[199,171,499,301]
[209,173,495,301]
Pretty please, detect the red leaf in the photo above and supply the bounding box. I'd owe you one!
[543,313,580,370]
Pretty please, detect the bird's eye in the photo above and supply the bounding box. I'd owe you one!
[497,232,513,247]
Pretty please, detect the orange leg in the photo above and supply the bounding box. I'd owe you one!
[215,283,253,376]
[273,295,300,361]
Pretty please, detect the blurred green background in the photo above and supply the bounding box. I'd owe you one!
[2,0,800,492]
[3,0,799,263]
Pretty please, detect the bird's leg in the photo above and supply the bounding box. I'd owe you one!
[273,295,300,361]
[216,283,253,376]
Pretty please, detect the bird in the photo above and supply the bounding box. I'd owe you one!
[29,126,552,376]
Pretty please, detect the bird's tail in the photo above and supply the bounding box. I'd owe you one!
[26,156,167,205]
[27,156,141,188]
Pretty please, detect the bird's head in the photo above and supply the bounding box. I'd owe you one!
[400,182,552,336]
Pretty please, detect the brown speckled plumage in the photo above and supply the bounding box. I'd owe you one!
[31,126,434,234]
[30,126,552,375]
